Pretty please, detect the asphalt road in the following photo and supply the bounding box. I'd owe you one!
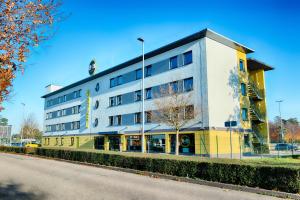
[0,153,284,200]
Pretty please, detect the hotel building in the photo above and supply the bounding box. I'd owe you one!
[42,28,273,157]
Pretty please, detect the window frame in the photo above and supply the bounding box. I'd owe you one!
[169,56,178,69]
[135,112,141,124]
[183,77,193,92]
[135,68,142,80]
[239,59,245,72]
[241,83,247,96]
[145,88,152,99]
[183,51,193,65]
[146,65,152,77]
[134,90,141,102]
[242,108,248,121]
[109,116,114,126]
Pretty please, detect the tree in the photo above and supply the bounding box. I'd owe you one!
[0,116,8,125]
[20,113,42,141]
[152,84,198,155]
[0,0,61,110]
[284,118,300,144]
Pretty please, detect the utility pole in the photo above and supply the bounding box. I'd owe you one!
[21,103,26,147]
[137,37,145,153]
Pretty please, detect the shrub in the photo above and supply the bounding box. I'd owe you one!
[1,146,299,193]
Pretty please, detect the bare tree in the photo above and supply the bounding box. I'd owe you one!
[152,83,198,155]
[20,113,42,141]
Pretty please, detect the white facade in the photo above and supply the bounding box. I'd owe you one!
[42,29,252,137]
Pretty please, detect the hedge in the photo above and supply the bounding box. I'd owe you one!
[0,146,299,193]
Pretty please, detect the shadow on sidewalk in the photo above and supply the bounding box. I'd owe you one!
[0,182,46,200]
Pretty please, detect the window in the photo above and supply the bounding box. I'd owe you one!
[146,65,152,77]
[134,90,141,101]
[185,105,194,119]
[110,78,116,88]
[95,100,99,109]
[135,69,142,80]
[62,109,66,116]
[71,137,74,146]
[61,138,64,146]
[95,83,100,92]
[241,83,247,96]
[170,81,178,93]
[63,95,67,102]
[116,75,123,85]
[183,51,193,65]
[57,110,61,117]
[47,138,50,145]
[184,78,193,92]
[109,116,114,126]
[146,88,152,99]
[94,118,98,127]
[56,124,61,131]
[146,111,152,123]
[116,95,122,105]
[242,108,248,121]
[239,59,245,72]
[109,97,115,107]
[55,138,58,145]
[61,123,65,131]
[135,112,141,124]
[116,115,122,126]
[169,56,178,69]
[71,107,75,114]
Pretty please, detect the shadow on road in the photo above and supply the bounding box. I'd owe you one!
[0,182,46,200]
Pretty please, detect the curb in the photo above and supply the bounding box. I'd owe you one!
[2,152,300,199]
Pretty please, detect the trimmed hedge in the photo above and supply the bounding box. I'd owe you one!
[1,146,299,193]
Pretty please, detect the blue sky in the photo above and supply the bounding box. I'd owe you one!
[1,0,300,133]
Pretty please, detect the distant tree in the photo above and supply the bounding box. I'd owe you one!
[284,119,300,144]
[269,120,280,143]
[0,117,8,125]
[0,0,62,110]
[20,113,42,141]
[152,84,199,155]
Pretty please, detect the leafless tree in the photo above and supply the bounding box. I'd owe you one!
[20,113,42,141]
[152,83,198,155]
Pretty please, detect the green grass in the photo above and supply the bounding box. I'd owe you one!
[43,147,300,168]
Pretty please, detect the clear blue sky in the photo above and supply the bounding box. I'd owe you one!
[1,0,300,133]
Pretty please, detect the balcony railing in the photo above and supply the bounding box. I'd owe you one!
[247,78,263,100]
[252,125,265,144]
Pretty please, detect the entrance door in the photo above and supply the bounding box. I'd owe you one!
[94,136,104,150]
[109,136,120,151]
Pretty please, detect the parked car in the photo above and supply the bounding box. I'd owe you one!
[275,143,298,151]
[25,141,41,148]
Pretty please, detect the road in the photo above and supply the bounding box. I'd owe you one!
[0,153,284,200]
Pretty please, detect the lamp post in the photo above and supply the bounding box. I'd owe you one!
[276,100,284,143]
[137,37,145,153]
[21,102,26,147]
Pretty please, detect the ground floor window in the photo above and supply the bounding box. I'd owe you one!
[126,135,141,151]
[94,136,104,150]
[244,134,250,147]
[109,136,120,151]
[170,133,195,154]
[146,134,165,153]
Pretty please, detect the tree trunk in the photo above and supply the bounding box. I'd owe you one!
[175,129,179,156]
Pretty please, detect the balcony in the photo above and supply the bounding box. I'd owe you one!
[249,103,265,123]
[247,78,263,100]
[252,125,265,144]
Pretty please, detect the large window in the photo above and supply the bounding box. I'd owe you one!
[116,95,122,105]
[135,112,141,124]
[146,111,152,123]
[241,83,247,96]
[183,51,192,65]
[239,59,245,72]
[109,116,114,126]
[109,97,115,107]
[169,56,178,69]
[116,115,122,126]
[110,78,116,88]
[242,108,248,121]
[135,69,142,80]
[170,81,178,93]
[146,88,152,99]
[184,78,193,92]
[134,90,141,102]
[116,75,123,85]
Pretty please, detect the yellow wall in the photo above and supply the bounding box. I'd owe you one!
[42,135,95,149]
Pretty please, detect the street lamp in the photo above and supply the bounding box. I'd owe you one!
[21,102,26,147]
[276,100,284,143]
[137,37,145,153]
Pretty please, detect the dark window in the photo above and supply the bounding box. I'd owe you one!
[135,69,142,80]
[109,97,115,107]
[241,83,247,96]
[183,51,193,65]
[110,78,116,88]
[146,88,152,99]
[61,138,64,145]
[55,138,58,145]
[116,115,122,125]
[184,78,193,92]
[94,118,98,127]
[116,95,122,105]
[135,112,141,124]
[109,116,114,126]
[242,108,248,121]
[95,100,99,109]
[146,111,152,123]
[170,56,178,69]
[239,59,245,72]
[116,75,123,85]
[146,65,152,77]
[135,90,141,102]
[95,83,100,92]
[71,137,74,146]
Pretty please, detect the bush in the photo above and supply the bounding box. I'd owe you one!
[1,146,299,193]
[253,143,270,154]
